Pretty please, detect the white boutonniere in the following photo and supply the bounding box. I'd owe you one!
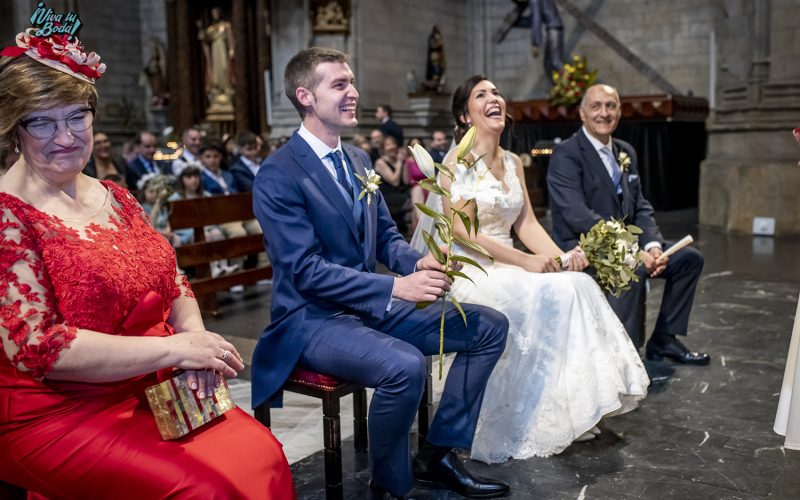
[355,169,382,205]
[617,151,631,173]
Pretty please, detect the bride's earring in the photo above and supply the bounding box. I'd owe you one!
[14,144,19,154]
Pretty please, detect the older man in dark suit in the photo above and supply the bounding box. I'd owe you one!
[547,84,708,365]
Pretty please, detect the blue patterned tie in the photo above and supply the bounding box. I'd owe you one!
[601,147,622,195]
[326,150,352,198]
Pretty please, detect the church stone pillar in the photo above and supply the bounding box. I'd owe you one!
[700,0,800,235]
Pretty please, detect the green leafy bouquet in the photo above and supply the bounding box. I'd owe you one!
[549,54,598,107]
[573,219,643,297]
[407,126,493,378]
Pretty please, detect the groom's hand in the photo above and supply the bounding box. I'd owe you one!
[416,247,463,273]
[393,270,452,302]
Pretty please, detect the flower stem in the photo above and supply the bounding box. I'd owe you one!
[437,212,457,379]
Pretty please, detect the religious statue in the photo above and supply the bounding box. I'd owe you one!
[312,0,349,34]
[141,37,168,109]
[494,0,565,81]
[424,25,446,93]
[196,7,235,117]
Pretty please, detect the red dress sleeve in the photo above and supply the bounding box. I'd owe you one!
[0,206,76,379]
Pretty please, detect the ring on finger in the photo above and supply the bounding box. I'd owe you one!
[220,350,230,361]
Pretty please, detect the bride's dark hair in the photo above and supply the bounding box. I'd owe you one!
[451,75,486,142]
[451,75,513,143]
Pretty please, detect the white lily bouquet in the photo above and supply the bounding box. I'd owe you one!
[574,219,643,297]
[408,126,493,378]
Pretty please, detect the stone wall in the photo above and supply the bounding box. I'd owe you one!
[700,0,800,235]
[480,0,718,102]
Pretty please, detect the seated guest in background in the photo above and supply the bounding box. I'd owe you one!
[376,103,404,145]
[169,166,238,277]
[222,132,238,167]
[413,75,648,462]
[230,130,264,192]
[139,173,180,248]
[253,46,510,500]
[428,129,449,163]
[369,128,384,162]
[125,130,167,190]
[199,141,258,285]
[103,172,127,188]
[548,83,708,364]
[83,131,126,180]
[199,141,238,195]
[0,29,293,497]
[171,127,203,175]
[352,133,371,155]
[374,134,412,236]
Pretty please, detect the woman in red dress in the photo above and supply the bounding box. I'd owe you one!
[0,31,295,498]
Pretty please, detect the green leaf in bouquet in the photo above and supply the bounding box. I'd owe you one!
[436,223,450,245]
[450,255,487,274]
[473,208,480,235]
[454,209,472,235]
[419,179,450,199]
[453,236,493,261]
[434,162,453,180]
[447,270,476,285]
[417,202,450,227]
[423,232,445,263]
[626,224,643,235]
[416,300,434,309]
[449,294,468,326]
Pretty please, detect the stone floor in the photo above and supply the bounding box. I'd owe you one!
[206,209,800,499]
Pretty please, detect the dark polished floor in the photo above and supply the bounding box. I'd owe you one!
[207,209,800,499]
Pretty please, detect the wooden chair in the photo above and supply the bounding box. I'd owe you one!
[255,357,433,500]
[168,192,271,315]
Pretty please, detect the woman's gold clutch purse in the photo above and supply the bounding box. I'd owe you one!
[145,370,235,440]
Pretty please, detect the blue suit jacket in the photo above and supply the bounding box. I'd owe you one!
[126,156,169,190]
[229,158,256,192]
[547,131,663,250]
[251,132,421,408]
[201,169,239,195]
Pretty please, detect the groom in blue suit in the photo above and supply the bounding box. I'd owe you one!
[251,47,510,499]
[548,84,708,366]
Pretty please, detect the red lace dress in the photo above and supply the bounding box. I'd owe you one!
[0,182,294,499]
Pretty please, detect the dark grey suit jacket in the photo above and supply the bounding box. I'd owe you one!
[547,130,663,250]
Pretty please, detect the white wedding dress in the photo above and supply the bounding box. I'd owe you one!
[415,151,649,462]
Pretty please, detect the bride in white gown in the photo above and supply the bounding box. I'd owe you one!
[413,76,649,463]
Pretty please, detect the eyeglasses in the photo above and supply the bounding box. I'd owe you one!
[18,108,95,140]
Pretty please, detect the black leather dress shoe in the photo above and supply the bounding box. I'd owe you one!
[413,450,510,498]
[646,338,710,365]
[368,481,410,500]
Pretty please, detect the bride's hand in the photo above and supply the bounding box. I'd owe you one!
[565,246,589,272]
[522,254,560,273]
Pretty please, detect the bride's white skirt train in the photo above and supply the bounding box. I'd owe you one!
[454,265,650,463]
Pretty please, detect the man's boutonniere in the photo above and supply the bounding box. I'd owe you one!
[355,169,382,205]
[617,151,631,173]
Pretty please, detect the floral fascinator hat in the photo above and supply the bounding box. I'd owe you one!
[0,2,105,84]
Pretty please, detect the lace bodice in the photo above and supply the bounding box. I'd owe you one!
[0,181,192,379]
[450,151,524,262]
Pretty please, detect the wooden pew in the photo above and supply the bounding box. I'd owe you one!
[168,192,271,315]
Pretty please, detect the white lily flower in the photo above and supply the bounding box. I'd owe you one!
[450,162,481,202]
[409,144,436,179]
[457,126,477,163]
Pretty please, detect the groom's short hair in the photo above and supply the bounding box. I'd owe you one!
[285,47,350,117]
